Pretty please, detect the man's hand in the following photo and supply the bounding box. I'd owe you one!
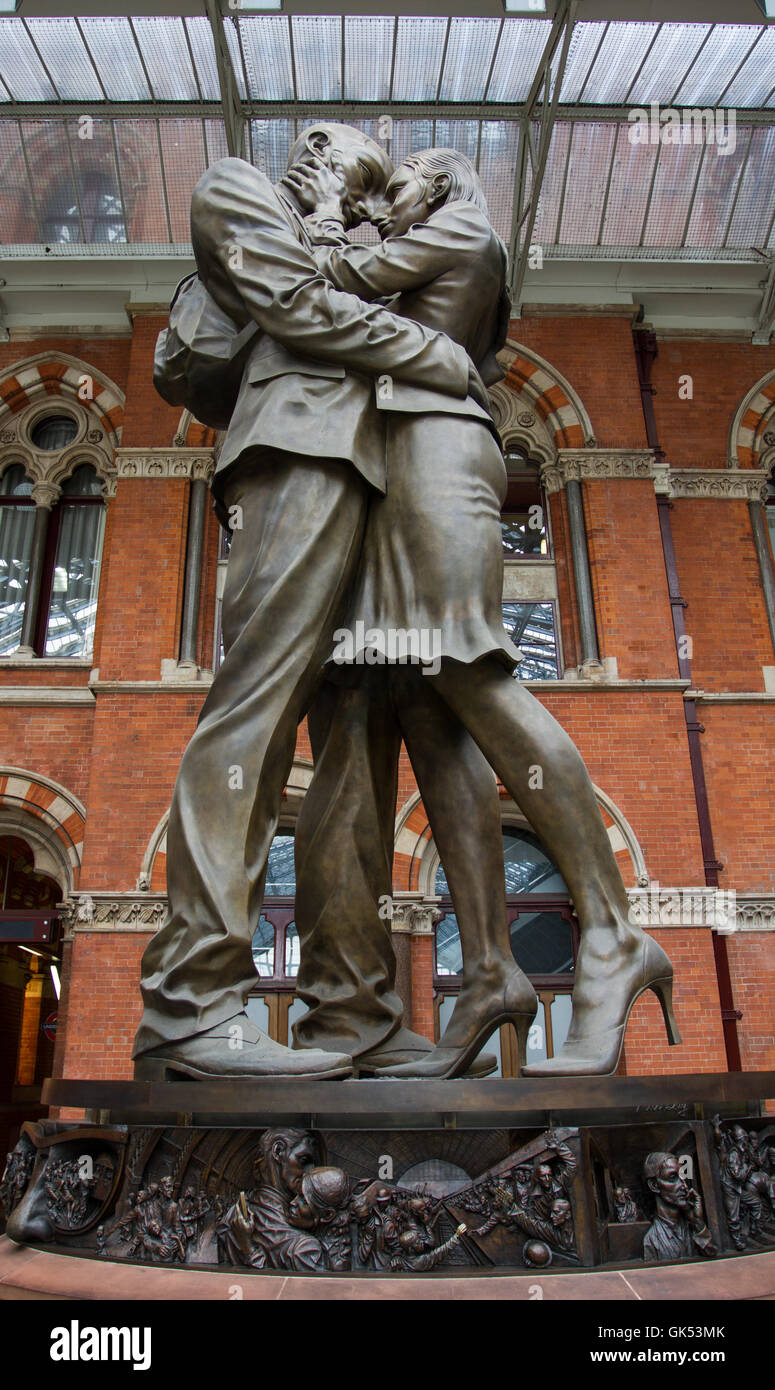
[285,156,347,223]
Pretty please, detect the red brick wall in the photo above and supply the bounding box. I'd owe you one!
[650,339,775,469]
[514,316,647,448]
[670,499,772,693]
[726,933,775,1075]
[622,930,727,1075]
[58,932,147,1080]
[700,706,775,893]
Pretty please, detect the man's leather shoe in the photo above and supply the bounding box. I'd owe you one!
[134,1012,352,1081]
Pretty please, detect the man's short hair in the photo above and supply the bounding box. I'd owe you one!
[643,1151,672,1183]
[287,122,393,188]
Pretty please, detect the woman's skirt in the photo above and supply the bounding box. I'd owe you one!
[330,411,522,674]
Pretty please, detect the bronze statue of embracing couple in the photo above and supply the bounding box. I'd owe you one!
[136,123,680,1083]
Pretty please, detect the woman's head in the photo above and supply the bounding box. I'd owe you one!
[377,148,490,238]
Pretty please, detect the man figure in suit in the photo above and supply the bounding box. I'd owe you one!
[132,125,487,1081]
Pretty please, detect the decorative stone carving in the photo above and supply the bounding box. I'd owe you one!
[390,902,442,935]
[29,480,61,510]
[540,450,658,494]
[59,894,167,933]
[662,470,769,503]
[114,448,215,482]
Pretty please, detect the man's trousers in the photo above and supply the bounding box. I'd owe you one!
[133,450,384,1056]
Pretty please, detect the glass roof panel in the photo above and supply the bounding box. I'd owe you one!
[627,23,711,107]
[238,16,293,101]
[722,28,775,109]
[531,121,572,246]
[558,121,617,244]
[78,18,150,102]
[725,125,775,248]
[24,18,104,102]
[0,120,31,239]
[439,17,500,103]
[184,18,221,104]
[391,17,447,102]
[487,19,553,104]
[388,117,435,168]
[477,119,520,245]
[684,131,748,248]
[291,14,342,102]
[673,25,759,107]
[132,18,199,102]
[0,18,58,101]
[203,117,228,167]
[432,118,479,163]
[599,126,659,246]
[250,117,294,184]
[344,16,393,103]
[66,116,126,244]
[114,119,169,240]
[578,22,658,104]
[159,119,206,240]
[642,140,704,246]
[557,22,607,104]
[223,17,247,101]
[20,121,76,241]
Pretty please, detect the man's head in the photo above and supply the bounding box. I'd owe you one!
[286,123,393,229]
[550,1197,571,1229]
[534,1162,554,1192]
[643,1153,689,1210]
[375,147,489,239]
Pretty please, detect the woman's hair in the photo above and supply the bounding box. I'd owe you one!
[401,147,490,219]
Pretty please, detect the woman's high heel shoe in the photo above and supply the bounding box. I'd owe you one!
[521,934,681,1078]
[374,968,538,1079]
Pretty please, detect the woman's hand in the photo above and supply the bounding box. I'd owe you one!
[285,155,348,223]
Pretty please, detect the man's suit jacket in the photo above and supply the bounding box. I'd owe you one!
[189,158,475,499]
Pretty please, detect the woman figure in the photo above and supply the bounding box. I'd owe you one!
[291,149,679,1078]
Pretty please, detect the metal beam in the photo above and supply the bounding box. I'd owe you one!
[5,101,775,126]
[508,0,578,309]
[205,0,244,159]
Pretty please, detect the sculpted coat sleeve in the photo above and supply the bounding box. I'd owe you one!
[313,213,470,300]
[190,158,470,396]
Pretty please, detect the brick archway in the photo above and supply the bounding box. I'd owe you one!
[0,352,124,447]
[0,767,85,894]
[728,368,775,470]
[496,342,596,454]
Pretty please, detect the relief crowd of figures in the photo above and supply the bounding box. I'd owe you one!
[2,1117,774,1273]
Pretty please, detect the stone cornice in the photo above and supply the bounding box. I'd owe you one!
[540,451,769,502]
[657,469,769,502]
[59,892,167,938]
[114,448,215,482]
[57,887,775,940]
[541,450,658,493]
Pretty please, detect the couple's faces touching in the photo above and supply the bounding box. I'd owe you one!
[302,131,448,238]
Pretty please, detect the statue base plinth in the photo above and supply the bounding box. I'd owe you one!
[2,1072,773,1277]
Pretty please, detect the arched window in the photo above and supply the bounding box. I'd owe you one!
[434,826,577,1075]
[247,831,302,1044]
[0,459,106,658]
[501,452,561,681]
[41,173,125,245]
[0,835,61,912]
[0,465,35,655]
[0,834,61,1104]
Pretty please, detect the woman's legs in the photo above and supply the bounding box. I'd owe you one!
[427,658,661,1060]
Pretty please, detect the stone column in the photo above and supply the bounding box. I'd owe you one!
[565,478,600,668]
[178,477,208,669]
[15,480,61,658]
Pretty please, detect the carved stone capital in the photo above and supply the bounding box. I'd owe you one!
[115,448,215,482]
[59,892,167,936]
[30,480,61,509]
[541,450,658,494]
